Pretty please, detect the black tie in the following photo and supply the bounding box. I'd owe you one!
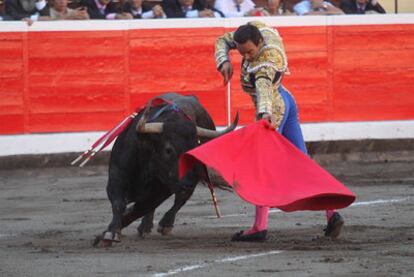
[236,4,241,12]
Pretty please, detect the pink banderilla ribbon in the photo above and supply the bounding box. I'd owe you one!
[71,112,138,167]
[71,97,173,167]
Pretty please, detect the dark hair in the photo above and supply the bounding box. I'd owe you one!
[233,24,263,46]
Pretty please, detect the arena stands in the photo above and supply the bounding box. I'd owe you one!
[1,1,414,20]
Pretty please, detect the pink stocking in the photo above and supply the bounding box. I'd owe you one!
[244,206,269,235]
[326,209,336,221]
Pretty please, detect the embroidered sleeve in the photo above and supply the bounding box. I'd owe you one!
[256,46,288,73]
[215,31,237,69]
[255,66,276,115]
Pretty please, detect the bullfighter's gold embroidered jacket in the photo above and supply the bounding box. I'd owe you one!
[215,21,289,128]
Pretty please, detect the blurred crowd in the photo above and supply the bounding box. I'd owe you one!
[0,0,386,25]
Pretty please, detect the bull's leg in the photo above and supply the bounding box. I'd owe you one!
[157,187,195,235]
[120,187,172,230]
[100,176,127,246]
[157,167,199,235]
[104,201,125,242]
[98,188,169,246]
[137,210,155,238]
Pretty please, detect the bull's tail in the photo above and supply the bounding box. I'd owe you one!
[71,112,138,167]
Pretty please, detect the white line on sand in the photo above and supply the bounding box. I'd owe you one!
[0,233,17,239]
[205,197,410,219]
[155,197,409,276]
[350,198,410,206]
[152,250,283,277]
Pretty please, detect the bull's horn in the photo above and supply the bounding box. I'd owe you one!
[136,122,164,133]
[136,105,152,131]
[196,112,239,138]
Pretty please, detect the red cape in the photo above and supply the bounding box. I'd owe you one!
[179,120,355,212]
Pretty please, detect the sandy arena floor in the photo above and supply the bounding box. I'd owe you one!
[0,152,413,277]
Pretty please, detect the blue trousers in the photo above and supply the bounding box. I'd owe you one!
[278,86,308,154]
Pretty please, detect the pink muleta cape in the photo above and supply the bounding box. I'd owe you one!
[179,120,355,212]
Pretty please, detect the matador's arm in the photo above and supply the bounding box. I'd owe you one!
[254,66,284,129]
[255,67,276,116]
[215,31,237,69]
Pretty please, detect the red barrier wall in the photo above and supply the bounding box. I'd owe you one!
[1,19,414,135]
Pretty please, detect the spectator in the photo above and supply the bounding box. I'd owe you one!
[49,0,90,20]
[264,0,292,15]
[79,0,133,19]
[214,0,261,17]
[122,0,166,18]
[0,12,14,20]
[162,0,222,18]
[294,0,344,15]
[5,0,50,25]
[340,0,385,14]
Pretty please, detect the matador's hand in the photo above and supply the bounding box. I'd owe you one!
[261,113,278,130]
[219,61,233,85]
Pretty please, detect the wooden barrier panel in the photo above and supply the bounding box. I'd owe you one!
[331,24,414,121]
[0,17,414,135]
[0,32,25,134]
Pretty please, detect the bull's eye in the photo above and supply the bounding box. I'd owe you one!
[164,145,175,156]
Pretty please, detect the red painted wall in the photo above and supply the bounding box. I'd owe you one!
[1,23,414,134]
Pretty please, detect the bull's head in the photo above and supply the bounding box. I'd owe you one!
[134,104,238,191]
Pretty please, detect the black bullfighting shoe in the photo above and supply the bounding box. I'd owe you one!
[231,230,268,242]
[324,212,344,238]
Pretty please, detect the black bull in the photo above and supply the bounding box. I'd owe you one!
[99,93,238,246]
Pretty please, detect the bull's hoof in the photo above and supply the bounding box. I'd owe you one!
[92,231,121,247]
[92,234,115,248]
[138,228,151,238]
[101,239,113,247]
[103,231,121,242]
[157,225,173,236]
[137,223,153,238]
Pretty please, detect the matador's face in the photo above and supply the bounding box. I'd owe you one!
[236,39,263,63]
